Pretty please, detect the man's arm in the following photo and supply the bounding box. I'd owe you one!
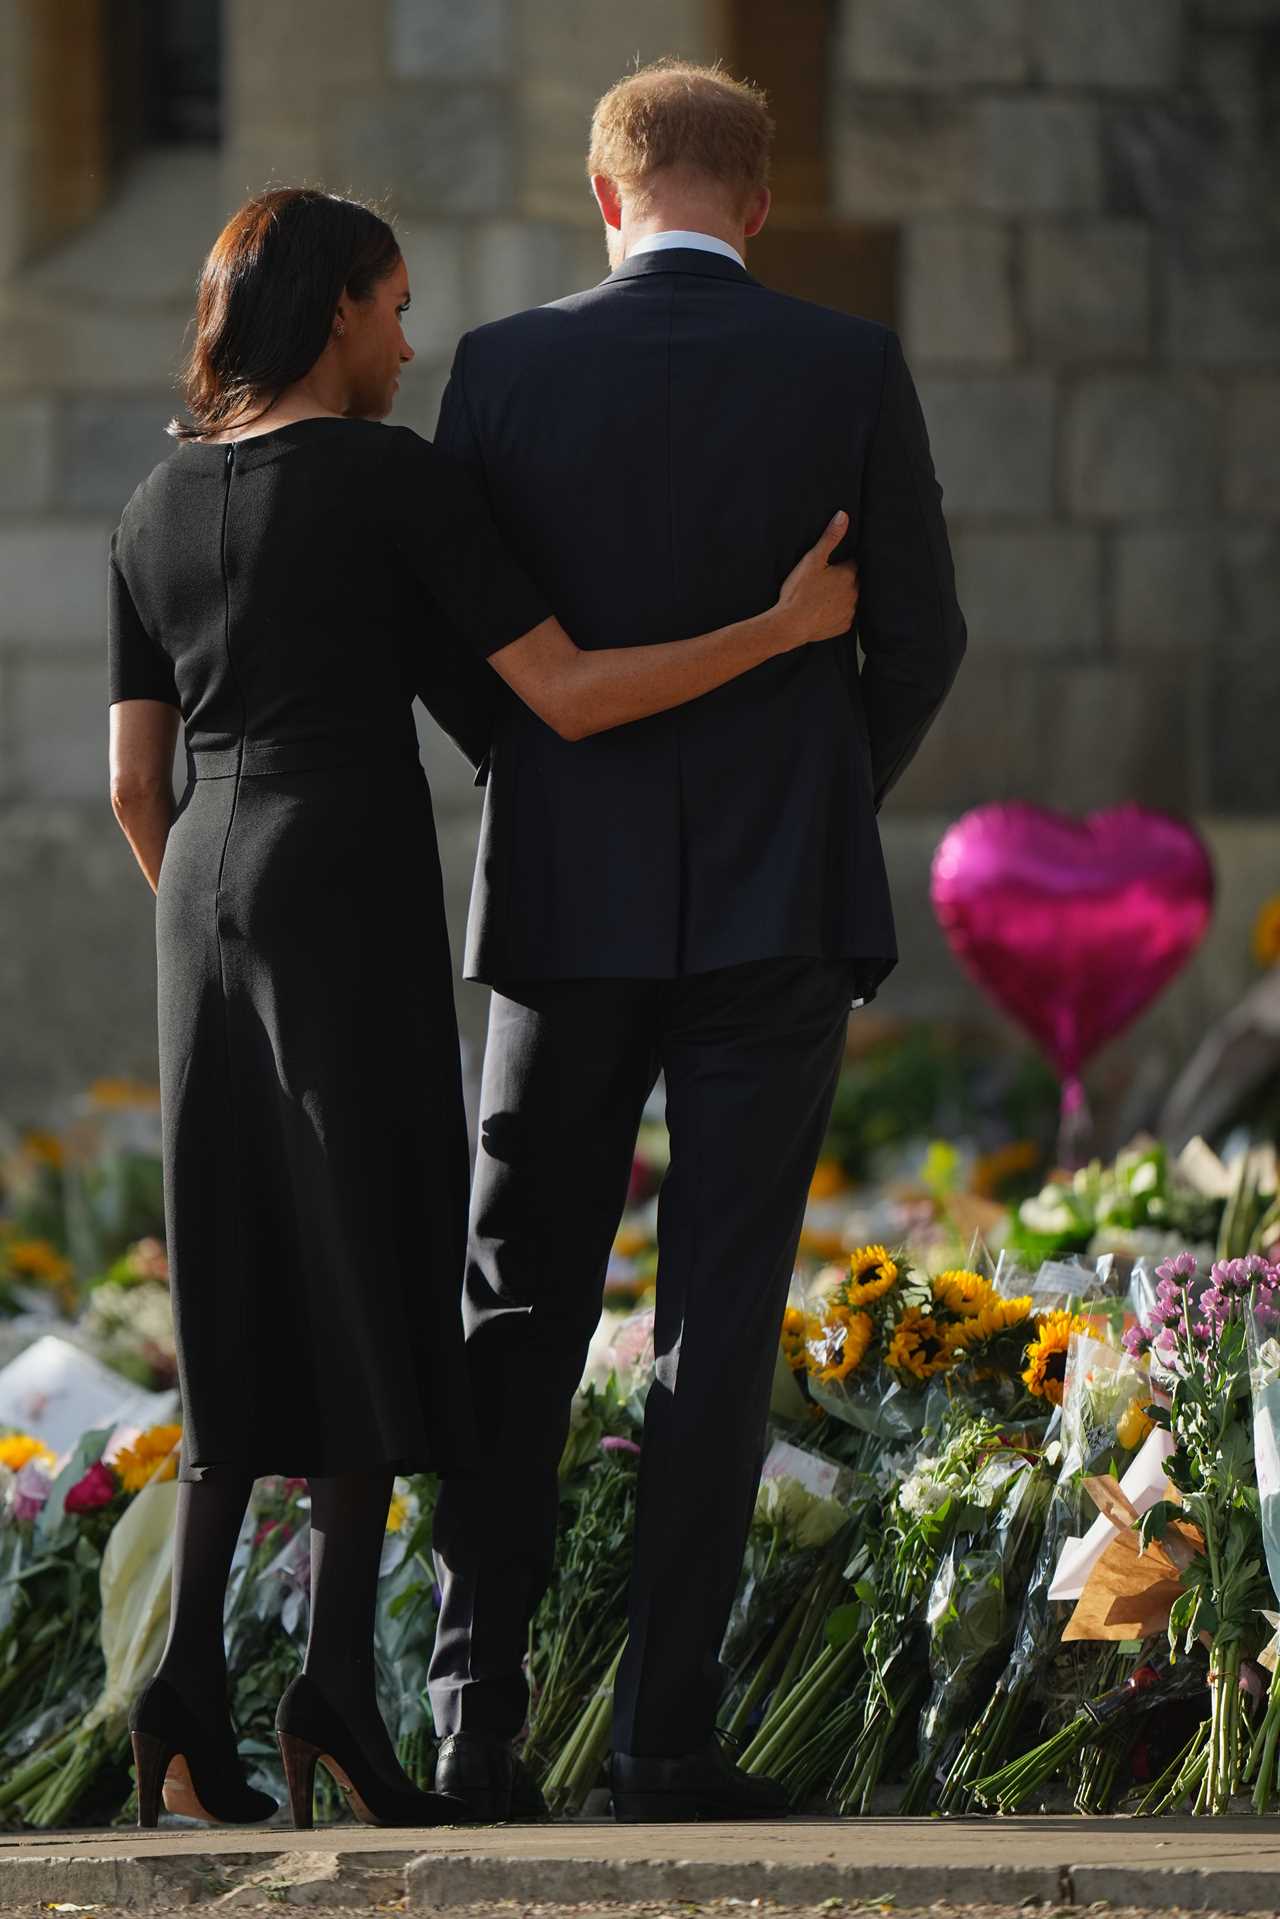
[855,331,967,809]
[414,336,500,774]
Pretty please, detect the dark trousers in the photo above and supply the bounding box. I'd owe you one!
[427,957,856,1756]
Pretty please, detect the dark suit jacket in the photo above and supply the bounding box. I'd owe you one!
[429,246,966,998]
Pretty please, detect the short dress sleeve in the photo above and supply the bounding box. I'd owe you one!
[108,530,179,706]
[391,431,550,660]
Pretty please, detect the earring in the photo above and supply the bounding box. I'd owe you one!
[335,318,345,338]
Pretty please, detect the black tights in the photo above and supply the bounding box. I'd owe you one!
[155,1467,403,1780]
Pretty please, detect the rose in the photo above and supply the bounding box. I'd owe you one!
[12,1459,54,1523]
[64,1458,119,1514]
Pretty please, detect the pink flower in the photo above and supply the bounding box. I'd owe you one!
[13,1460,55,1523]
[601,1435,641,1457]
[64,1458,118,1514]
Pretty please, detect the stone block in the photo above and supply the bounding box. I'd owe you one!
[0,523,113,645]
[1031,660,1193,812]
[891,656,1040,812]
[391,360,451,440]
[10,655,106,801]
[914,375,1056,518]
[1029,0,1186,87]
[1114,529,1219,650]
[1063,376,1216,520]
[390,0,510,78]
[841,0,1027,87]
[396,224,468,357]
[1190,0,1280,17]
[55,398,175,516]
[1226,378,1280,516]
[0,300,189,394]
[1167,253,1280,365]
[330,87,513,217]
[464,221,580,326]
[1023,222,1152,361]
[902,220,1016,365]
[1103,102,1252,239]
[1208,531,1280,810]
[0,399,55,511]
[832,94,978,219]
[976,97,1103,214]
[950,529,1103,652]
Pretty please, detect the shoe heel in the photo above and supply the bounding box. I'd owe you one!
[132,1728,172,1829]
[611,1791,684,1823]
[277,1730,321,1830]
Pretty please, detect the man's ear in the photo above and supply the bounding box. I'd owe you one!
[744,186,771,240]
[590,173,624,231]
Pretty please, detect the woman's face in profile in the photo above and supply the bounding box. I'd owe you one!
[339,254,414,420]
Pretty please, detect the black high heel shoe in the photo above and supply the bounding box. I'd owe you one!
[129,1676,278,1827]
[275,1672,468,1829]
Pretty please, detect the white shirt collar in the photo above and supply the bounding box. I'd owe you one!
[626,229,746,270]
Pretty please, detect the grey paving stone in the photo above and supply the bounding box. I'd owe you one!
[902,218,1016,365]
[1226,376,1280,516]
[1114,527,1220,650]
[389,0,510,78]
[840,0,1027,87]
[330,86,513,217]
[951,527,1103,652]
[915,373,1057,518]
[56,396,175,515]
[1023,221,1152,362]
[832,93,979,218]
[1029,0,1187,87]
[0,397,56,511]
[976,96,1103,215]
[1063,374,1216,520]
[9,655,107,802]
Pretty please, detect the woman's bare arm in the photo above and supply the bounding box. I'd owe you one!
[110,701,180,892]
[490,512,858,742]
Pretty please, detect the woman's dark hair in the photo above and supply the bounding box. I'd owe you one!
[170,187,401,441]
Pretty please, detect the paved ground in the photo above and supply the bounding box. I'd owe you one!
[4,1818,1280,1913]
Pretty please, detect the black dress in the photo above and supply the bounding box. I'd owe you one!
[107,419,548,1479]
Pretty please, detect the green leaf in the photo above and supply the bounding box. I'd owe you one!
[826,1603,862,1648]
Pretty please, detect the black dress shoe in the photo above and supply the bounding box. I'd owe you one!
[275,1674,469,1829]
[435,1732,550,1822]
[611,1735,790,1822]
[129,1676,277,1827]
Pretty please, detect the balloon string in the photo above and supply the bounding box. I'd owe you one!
[1058,1075,1092,1169]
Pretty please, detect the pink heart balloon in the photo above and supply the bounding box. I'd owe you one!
[930,804,1214,1083]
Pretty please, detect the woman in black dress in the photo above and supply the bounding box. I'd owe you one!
[107,187,856,1830]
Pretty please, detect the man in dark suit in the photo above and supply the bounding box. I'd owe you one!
[429,58,966,1822]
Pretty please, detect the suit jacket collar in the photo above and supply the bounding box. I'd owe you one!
[603,247,758,289]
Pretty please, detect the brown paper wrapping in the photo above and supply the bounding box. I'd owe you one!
[1062,1477,1203,1643]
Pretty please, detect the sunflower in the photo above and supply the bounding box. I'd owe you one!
[932,1269,994,1319]
[971,1139,1041,1201]
[0,1431,56,1473]
[21,1129,65,1170]
[808,1158,848,1202]
[842,1244,900,1310]
[780,1305,813,1374]
[386,1488,411,1533]
[4,1238,74,1292]
[806,1306,873,1385]
[951,1293,1035,1348]
[88,1077,160,1110]
[1022,1310,1088,1405]
[885,1308,957,1381]
[113,1422,182,1492]
[1253,896,1280,970]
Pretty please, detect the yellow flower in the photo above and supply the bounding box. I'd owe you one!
[932,1269,994,1319]
[113,1422,182,1492]
[1022,1310,1088,1406]
[842,1244,900,1310]
[953,1294,1035,1348]
[386,1489,411,1533]
[885,1308,957,1381]
[0,1432,56,1473]
[808,1158,848,1202]
[1117,1399,1155,1450]
[2,1238,75,1311]
[806,1306,873,1385]
[780,1306,812,1374]
[88,1077,161,1110]
[1253,896,1280,970]
[21,1129,65,1170]
[971,1140,1041,1200]
[613,1225,650,1258]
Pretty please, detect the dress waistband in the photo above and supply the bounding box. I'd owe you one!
[186,737,421,780]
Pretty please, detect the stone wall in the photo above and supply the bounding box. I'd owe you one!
[1,0,1277,1121]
